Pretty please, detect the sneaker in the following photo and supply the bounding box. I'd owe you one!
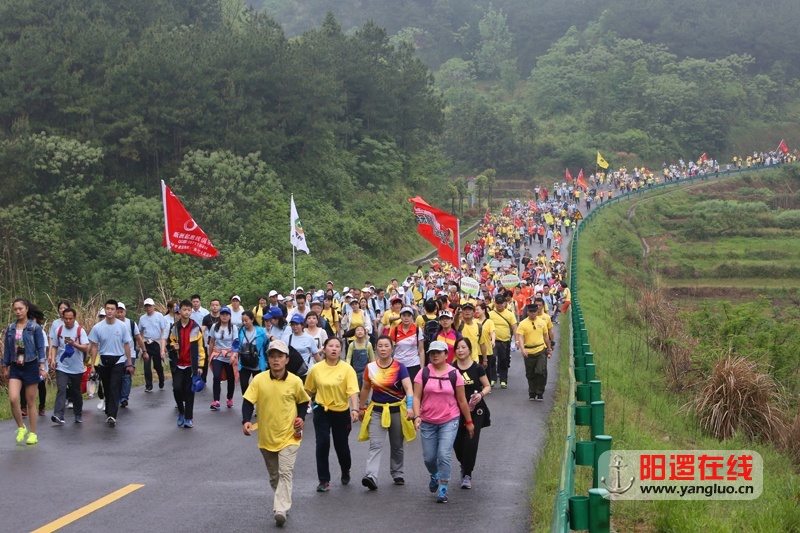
[145,387,153,393]
[67,401,74,409]
[362,476,378,491]
[97,400,105,411]
[38,408,45,417]
[316,481,330,492]
[75,416,83,424]
[529,396,536,401]
[274,511,286,527]
[15,425,27,444]
[26,432,38,445]
[159,382,165,390]
[106,416,116,427]
[436,484,448,503]
[536,394,544,402]
[51,415,65,425]
[341,471,350,485]
[393,477,405,486]
[500,382,507,389]
[210,401,221,411]
[461,475,472,489]
[21,408,27,418]
[183,419,193,428]
[429,473,439,493]
[490,380,496,388]
[226,399,233,409]
[177,413,185,427]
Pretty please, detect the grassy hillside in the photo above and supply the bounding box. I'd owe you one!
[531,168,800,532]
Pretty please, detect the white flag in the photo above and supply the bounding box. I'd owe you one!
[290,195,310,254]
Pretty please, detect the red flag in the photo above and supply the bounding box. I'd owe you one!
[162,180,219,258]
[408,196,460,266]
[778,139,789,154]
[576,169,588,191]
[566,168,573,182]
[699,153,708,164]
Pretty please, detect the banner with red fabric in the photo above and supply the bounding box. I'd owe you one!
[778,139,789,154]
[408,196,460,266]
[162,180,219,258]
[566,168,573,182]
[576,169,589,191]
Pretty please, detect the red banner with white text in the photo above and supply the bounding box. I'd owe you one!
[408,196,460,266]
[162,181,219,258]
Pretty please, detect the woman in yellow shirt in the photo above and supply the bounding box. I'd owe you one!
[304,338,360,493]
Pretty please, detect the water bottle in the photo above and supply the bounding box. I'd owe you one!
[293,417,302,440]
[468,392,481,411]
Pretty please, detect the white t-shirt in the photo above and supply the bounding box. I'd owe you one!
[306,327,328,351]
[393,324,424,368]
[88,319,133,365]
[50,323,88,374]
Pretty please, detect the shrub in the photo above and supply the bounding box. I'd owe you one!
[690,354,787,441]
[773,210,800,229]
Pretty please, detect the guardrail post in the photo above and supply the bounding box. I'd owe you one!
[575,440,595,466]
[575,366,587,383]
[585,363,596,381]
[576,383,591,403]
[588,488,610,533]
[584,351,594,365]
[575,404,592,426]
[590,400,604,439]
[593,435,612,488]
[589,380,601,402]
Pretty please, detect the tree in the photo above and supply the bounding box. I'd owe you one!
[454,176,467,214]
[474,5,514,79]
[475,173,488,207]
[447,183,459,214]
[484,168,496,207]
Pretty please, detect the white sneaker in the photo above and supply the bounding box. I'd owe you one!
[66,401,74,409]
[97,400,105,411]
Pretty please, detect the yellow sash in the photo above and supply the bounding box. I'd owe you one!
[357,400,416,443]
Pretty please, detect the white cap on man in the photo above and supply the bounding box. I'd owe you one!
[143,298,155,306]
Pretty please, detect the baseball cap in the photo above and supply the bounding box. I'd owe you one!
[220,306,232,314]
[143,298,155,306]
[400,307,415,315]
[427,340,448,353]
[326,280,334,285]
[527,303,539,312]
[296,286,304,293]
[268,339,289,356]
[117,302,126,310]
[231,295,241,302]
[390,296,403,305]
[265,306,282,319]
[289,314,305,324]
[439,310,453,319]
[98,309,106,318]
[462,302,475,310]
[277,294,285,301]
[494,294,506,304]
[191,374,205,393]
[268,290,278,297]
[343,286,350,293]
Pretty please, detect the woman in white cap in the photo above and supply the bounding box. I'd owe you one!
[412,340,473,504]
[229,295,244,327]
[389,307,425,381]
[208,306,238,410]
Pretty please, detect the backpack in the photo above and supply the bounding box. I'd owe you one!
[420,366,457,400]
[422,315,441,353]
[56,324,84,346]
[457,320,483,349]
[286,335,309,377]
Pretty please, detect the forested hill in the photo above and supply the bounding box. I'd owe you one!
[0,1,450,304]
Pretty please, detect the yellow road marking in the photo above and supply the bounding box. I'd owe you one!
[31,484,144,533]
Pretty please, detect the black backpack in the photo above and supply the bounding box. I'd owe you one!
[422,315,441,353]
[286,335,309,377]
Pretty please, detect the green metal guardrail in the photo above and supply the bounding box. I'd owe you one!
[549,162,790,532]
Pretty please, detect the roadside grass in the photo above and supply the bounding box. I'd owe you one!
[573,203,800,532]
[530,173,800,532]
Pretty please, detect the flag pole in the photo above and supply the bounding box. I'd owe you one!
[292,244,297,294]
[161,180,174,302]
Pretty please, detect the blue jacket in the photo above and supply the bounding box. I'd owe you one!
[237,325,269,372]
[3,320,46,366]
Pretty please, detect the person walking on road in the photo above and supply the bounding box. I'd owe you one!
[489,295,517,389]
[234,311,269,399]
[452,338,491,489]
[167,300,206,428]
[3,298,48,444]
[242,339,310,528]
[117,302,146,409]
[49,308,89,425]
[207,306,238,411]
[304,337,360,493]
[412,340,474,504]
[357,335,415,490]
[516,304,552,401]
[389,307,425,381]
[88,299,134,427]
[475,303,496,385]
[139,298,167,392]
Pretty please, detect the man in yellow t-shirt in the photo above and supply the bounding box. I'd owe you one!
[242,340,310,527]
[457,302,486,364]
[489,294,517,389]
[516,304,552,401]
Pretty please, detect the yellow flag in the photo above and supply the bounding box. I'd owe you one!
[597,151,609,169]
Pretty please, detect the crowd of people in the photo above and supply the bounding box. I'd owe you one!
[2,192,577,527]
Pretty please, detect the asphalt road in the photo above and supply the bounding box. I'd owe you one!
[1,338,561,533]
